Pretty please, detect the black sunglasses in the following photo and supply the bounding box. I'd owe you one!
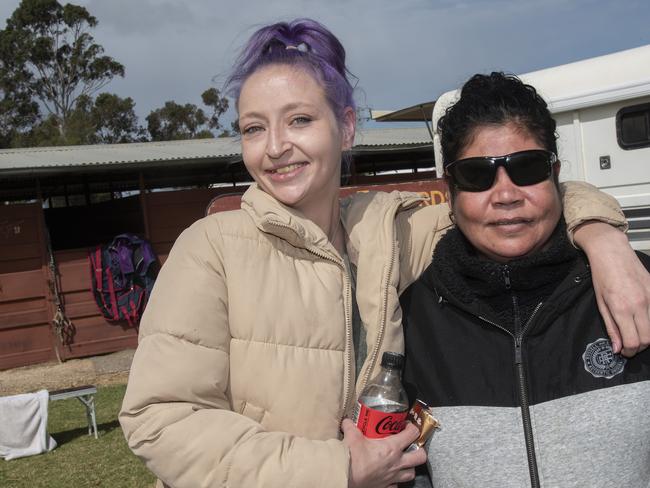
[444,149,558,192]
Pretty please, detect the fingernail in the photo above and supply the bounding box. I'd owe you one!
[611,341,620,353]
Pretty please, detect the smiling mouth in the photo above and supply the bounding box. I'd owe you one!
[490,218,533,226]
[267,162,308,174]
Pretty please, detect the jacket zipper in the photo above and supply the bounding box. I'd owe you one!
[340,265,354,418]
[267,221,355,423]
[505,265,541,488]
[478,267,543,488]
[514,332,539,488]
[503,264,512,290]
[340,195,421,401]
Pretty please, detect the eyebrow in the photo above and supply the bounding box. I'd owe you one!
[239,102,319,120]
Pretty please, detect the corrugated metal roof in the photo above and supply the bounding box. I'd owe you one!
[0,127,431,171]
[0,137,241,171]
[353,127,431,146]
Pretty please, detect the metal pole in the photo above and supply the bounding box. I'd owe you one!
[419,105,434,141]
[139,172,151,239]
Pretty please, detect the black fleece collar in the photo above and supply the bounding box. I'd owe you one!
[430,219,579,331]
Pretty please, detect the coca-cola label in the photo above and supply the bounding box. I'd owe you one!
[354,402,408,439]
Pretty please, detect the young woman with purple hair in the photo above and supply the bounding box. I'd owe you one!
[120,18,650,488]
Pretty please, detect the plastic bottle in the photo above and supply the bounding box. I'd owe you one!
[353,351,409,438]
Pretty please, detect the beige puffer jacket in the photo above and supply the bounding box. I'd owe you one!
[120,181,625,488]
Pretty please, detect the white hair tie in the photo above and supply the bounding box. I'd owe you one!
[285,42,310,53]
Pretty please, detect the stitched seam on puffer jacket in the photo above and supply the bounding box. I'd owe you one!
[230,336,345,352]
[215,231,273,243]
[216,230,325,257]
[139,331,229,354]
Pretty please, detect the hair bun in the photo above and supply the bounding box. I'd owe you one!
[226,18,355,118]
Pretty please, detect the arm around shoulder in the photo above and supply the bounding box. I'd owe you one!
[396,203,453,293]
[560,180,627,242]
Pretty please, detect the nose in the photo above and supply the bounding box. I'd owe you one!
[265,125,291,160]
[491,167,523,206]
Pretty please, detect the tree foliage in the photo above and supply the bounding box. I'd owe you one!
[81,93,145,144]
[201,87,229,132]
[0,1,235,147]
[18,93,144,146]
[146,101,209,141]
[146,88,230,141]
[0,0,124,141]
[0,72,39,147]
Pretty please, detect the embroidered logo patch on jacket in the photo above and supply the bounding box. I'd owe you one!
[582,338,626,379]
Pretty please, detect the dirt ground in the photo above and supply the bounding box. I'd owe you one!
[0,349,134,396]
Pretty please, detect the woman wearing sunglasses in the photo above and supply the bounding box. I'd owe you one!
[401,72,650,488]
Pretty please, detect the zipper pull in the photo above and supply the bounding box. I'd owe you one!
[503,265,511,290]
[514,336,523,364]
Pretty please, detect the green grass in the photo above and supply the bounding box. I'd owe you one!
[0,384,155,487]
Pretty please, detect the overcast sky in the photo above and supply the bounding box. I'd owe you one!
[2,0,649,129]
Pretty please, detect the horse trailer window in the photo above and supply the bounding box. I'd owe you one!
[617,103,650,150]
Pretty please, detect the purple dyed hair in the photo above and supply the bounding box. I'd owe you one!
[225,18,356,121]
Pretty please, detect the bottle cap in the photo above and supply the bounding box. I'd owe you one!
[380,351,404,369]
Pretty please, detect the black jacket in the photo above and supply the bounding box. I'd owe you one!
[401,228,650,488]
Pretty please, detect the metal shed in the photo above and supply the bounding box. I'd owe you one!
[0,128,436,370]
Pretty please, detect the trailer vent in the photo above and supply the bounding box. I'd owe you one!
[623,206,650,252]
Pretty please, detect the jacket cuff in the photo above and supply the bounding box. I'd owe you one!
[560,181,628,247]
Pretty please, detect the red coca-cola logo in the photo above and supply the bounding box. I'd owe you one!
[356,403,408,438]
[375,415,408,435]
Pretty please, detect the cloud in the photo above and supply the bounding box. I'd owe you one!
[1,0,649,128]
[86,0,196,34]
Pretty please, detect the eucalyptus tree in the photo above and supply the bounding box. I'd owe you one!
[146,88,231,141]
[0,0,124,141]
